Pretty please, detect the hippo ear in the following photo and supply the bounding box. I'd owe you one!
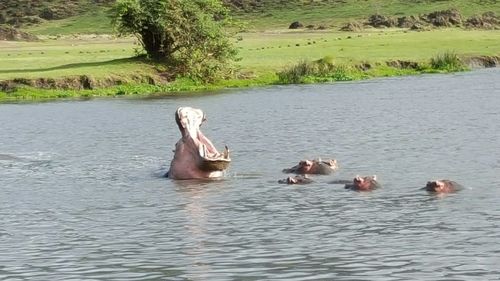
[372,175,377,181]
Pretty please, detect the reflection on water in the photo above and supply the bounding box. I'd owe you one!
[1,69,500,280]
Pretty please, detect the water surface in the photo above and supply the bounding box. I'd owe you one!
[1,69,500,280]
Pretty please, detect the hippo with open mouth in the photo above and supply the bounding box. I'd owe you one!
[282,159,338,175]
[424,179,462,193]
[166,107,230,180]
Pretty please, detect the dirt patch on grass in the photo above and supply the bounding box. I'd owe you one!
[340,21,363,32]
[425,9,463,27]
[386,60,420,69]
[465,12,500,29]
[353,9,499,31]
[0,25,38,41]
[364,9,462,29]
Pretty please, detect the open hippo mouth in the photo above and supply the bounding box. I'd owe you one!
[168,107,230,179]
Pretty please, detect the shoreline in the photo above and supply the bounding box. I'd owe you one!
[2,26,500,103]
[1,54,498,103]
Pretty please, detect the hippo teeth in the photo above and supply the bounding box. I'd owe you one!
[198,142,230,161]
[199,144,212,159]
[199,144,206,158]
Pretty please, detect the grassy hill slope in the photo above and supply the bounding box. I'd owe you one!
[12,0,500,35]
[0,0,113,28]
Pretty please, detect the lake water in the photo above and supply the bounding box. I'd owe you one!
[1,69,500,280]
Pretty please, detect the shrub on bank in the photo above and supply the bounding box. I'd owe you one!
[276,51,473,85]
[430,51,467,71]
[277,57,357,84]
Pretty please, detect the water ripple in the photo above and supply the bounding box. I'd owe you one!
[1,69,500,280]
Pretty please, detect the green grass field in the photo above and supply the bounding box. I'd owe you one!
[2,28,498,81]
[0,36,146,80]
[235,28,500,72]
[1,0,500,100]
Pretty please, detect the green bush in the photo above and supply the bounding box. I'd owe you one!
[277,60,315,84]
[430,51,466,71]
[277,57,355,84]
[111,0,238,82]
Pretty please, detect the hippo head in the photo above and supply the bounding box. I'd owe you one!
[167,107,230,180]
[282,159,338,175]
[278,175,313,185]
[344,175,380,191]
[425,180,461,193]
[425,180,444,192]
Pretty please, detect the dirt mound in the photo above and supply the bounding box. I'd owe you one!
[340,21,363,31]
[289,21,304,29]
[397,15,426,28]
[367,14,397,28]
[0,25,38,41]
[426,9,462,27]
[365,14,426,29]
[465,12,499,29]
[363,9,467,30]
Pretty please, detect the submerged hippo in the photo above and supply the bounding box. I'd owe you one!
[424,180,462,193]
[0,154,22,161]
[167,107,230,180]
[282,159,338,175]
[278,175,314,185]
[344,175,381,191]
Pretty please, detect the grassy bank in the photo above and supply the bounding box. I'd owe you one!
[1,0,498,102]
[1,27,500,101]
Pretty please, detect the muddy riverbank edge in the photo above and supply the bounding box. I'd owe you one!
[1,54,498,102]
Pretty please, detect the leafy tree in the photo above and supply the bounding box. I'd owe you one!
[111,0,238,82]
